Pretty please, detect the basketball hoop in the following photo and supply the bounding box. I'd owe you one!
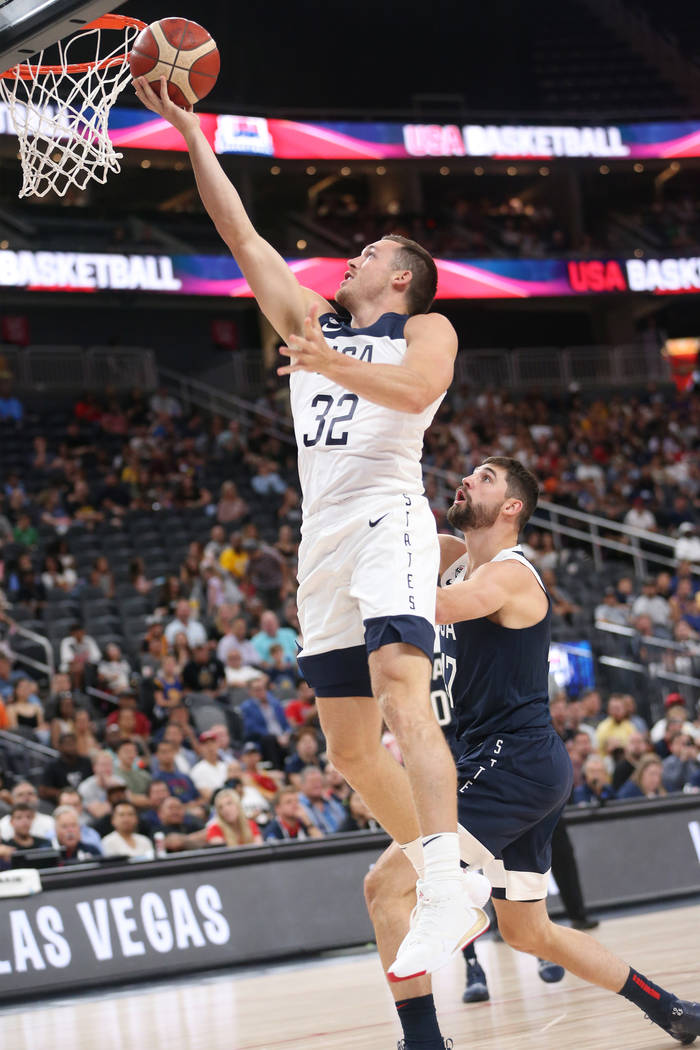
[0,14,146,198]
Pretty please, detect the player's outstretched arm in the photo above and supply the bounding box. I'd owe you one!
[132,76,330,342]
[436,560,525,624]
[279,309,457,413]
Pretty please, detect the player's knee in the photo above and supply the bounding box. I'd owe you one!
[363,864,387,916]
[325,738,371,776]
[499,916,547,956]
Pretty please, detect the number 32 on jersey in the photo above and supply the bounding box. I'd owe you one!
[303,393,359,448]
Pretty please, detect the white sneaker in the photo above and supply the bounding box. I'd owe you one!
[463,869,491,909]
[387,878,490,982]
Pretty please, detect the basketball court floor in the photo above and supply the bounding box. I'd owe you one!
[1,900,698,1050]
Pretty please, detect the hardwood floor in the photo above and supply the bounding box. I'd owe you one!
[2,902,699,1050]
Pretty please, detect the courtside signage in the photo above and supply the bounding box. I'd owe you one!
[1,250,699,298]
[3,105,700,159]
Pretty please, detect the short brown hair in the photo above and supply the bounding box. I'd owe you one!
[382,234,438,314]
[482,456,539,531]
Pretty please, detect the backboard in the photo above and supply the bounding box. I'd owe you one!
[0,0,125,72]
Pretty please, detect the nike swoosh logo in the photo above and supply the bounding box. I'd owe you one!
[369,514,389,528]
[422,834,443,846]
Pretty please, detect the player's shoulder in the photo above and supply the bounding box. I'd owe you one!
[405,311,458,342]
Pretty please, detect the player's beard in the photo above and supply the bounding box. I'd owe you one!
[447,493,501,532]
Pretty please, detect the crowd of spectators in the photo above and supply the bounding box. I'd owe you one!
[0,368,697,865]
[550,688,700,804]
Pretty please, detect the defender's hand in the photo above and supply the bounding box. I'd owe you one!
[133,75,200,137]
[278,305,335,376]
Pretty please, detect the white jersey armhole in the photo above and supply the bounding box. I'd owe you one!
[491,547,547,593]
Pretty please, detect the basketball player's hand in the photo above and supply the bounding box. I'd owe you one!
[132,75,200,137]
[278,304,334,376]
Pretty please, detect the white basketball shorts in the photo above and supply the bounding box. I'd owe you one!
[296,491,439,697]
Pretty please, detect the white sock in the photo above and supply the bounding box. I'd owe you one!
[399,837,425,878]
[421,831,461,885]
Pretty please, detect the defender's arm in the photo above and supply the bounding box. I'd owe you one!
[436,560,522,625]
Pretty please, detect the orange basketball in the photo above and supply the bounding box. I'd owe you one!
[128,17,220,108]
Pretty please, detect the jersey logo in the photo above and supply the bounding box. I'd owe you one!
[369,514,389,528]
[321,316,343,333]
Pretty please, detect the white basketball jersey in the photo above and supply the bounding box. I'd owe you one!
[290,312,445,519]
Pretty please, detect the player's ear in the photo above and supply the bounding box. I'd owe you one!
[392,269,412,292]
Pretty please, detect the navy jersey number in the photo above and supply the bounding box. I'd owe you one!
[303,393,359,447]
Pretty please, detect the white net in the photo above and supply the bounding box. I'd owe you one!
[0,17,145,199]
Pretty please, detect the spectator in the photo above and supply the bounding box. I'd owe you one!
[284,727,325,785]
[149,385,181,418]
[223,648,261,688]
[239,741,280,800]
[5,677,47,740]
[566,730,594,789]
[0,654,14,701]
[190,730,230,803]
[160,720,198,771]
[41,553,76,593]
[97,643,131,695]
[223,758,271,824]
[338,792,380,832]
[611,732,650,792]
[674,522,700,566]
[650,694,696,746]
[101,800,155,859]
[91,555,115,599]
[164,599,207,649]
[624,496,656,532]
[141,779,172,833]
[0,781,54,842]
[5,803,52,851]
[59,622,101,675]
[219,532,249,581]
[114,738,152,807]
[55,788,103,851]
[78,751,124,820]
[152,654,185,725]
[39,732,93,802]
[595,694,638,756]
[0,377,23,423]
[631,578,671,627]
[572,755,616,805]
[48,686,77,748]
[205,788,261,847]
[263,787,323,841]
[239,676,290,766]
[284,680,317,729]
[182,643,227,697]
[616,754,666,800]
[250,458,286,497]
[149,740,200,803]
[251,611,298,668]
[154,795,207,852]
[74,707,100,758]
[297,766,346,834]
[216,482,249,527]
[594,586,630,626]
[53,805,102,863]
[246,542,286,609]
[105,692,151,738]
[662,734,700,793]
[217,615,259,666]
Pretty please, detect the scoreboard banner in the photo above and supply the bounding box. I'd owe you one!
[0,249,699,298]
[2,105,700,159]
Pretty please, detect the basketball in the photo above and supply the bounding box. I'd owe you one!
[128,18,220,108]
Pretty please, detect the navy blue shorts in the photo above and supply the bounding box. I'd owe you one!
[456,729,573,901]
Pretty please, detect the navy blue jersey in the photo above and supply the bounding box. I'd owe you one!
[439,547,552,749]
